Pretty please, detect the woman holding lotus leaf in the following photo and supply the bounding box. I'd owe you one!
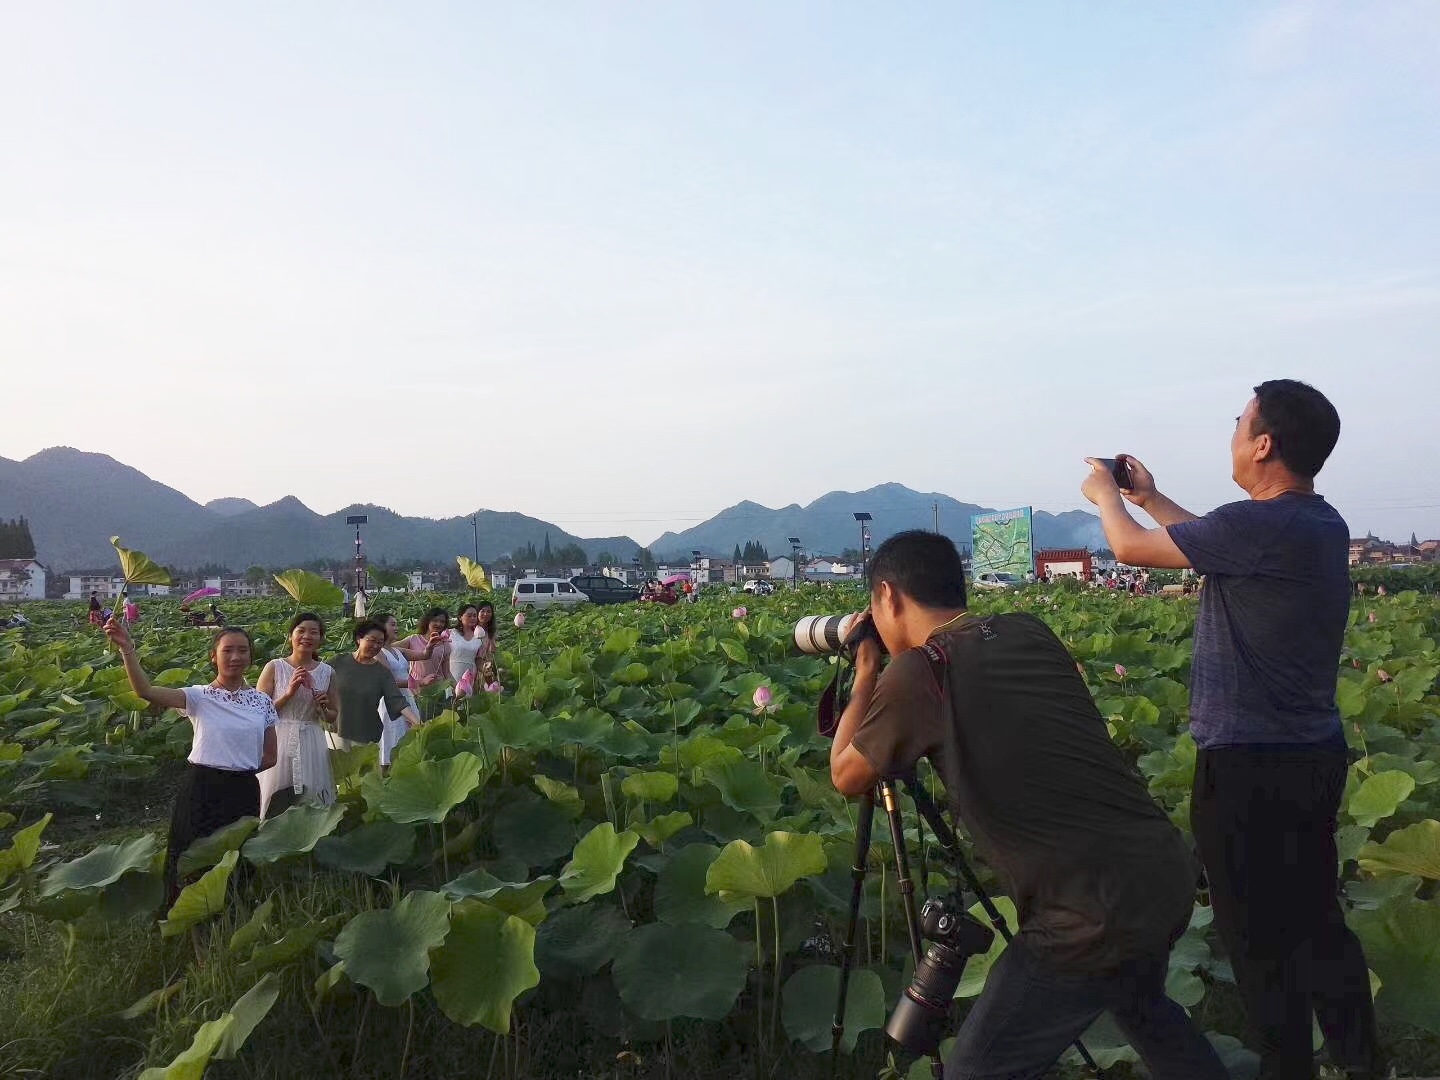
[255,612,337,818]
[103,616,277,903]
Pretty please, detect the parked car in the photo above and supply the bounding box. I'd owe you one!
[972,571,1022,591]
[511,577,589,609]
[742,579,776,595]
[569,575,638,605]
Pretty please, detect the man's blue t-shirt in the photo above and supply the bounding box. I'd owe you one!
[1167,493,1349,749]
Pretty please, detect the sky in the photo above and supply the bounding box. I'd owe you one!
[2,2,1438,546]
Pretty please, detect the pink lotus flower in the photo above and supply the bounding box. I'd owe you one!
[1368,612,1377,623]
[441,629,452,641]
[732,606,747,619]
[513,613,526,628]
[484,681,502,694]
[1377,586,1387,596]
[753,685,773,713]
[1114,664,1127,679]
[456,669,476,697]
[1377,669,1392,683]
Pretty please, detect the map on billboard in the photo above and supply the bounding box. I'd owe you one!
[970,507,1034,579]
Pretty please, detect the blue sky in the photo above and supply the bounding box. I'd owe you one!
[2,2,1437,544]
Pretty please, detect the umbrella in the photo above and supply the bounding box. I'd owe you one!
[660,575,688,587]
[183,587,221,605]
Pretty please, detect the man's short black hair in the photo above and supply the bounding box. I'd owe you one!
[867,530,968,608]
[1251,379,1341,479]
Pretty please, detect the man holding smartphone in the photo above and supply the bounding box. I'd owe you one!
[1081,379,1381,1080]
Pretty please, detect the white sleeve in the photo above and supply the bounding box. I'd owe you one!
[181,686,205,717]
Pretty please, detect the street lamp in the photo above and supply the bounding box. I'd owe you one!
[346,515,370,591]
[853,512,872,579]
[787,536,802,588]
[691,549,703,587]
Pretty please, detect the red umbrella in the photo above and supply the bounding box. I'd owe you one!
[183,587,221,605]
[660,574,688,586]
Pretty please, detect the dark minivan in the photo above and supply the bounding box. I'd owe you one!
[569,575,639,605]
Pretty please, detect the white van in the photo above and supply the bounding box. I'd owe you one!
[510,577,589,609]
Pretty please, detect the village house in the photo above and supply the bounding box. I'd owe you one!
[0,559,46,602]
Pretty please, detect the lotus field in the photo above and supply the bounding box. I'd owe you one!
[1,585,1438,1078]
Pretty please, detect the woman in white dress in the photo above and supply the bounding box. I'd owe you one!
[255,612,337,817]
[446,601,493,688]
[374,611,442,769]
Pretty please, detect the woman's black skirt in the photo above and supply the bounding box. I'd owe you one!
[165,763,260,901]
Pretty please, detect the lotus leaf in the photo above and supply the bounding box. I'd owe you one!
[214,973,281,1060]
[1348,771,1416,828]
[272,569,343,607]
[560,822,639,903]
[178,816,258,876]
[242,803,345,864]
[534,902,632,979]
[457,556,489,590]
[334,890,453,1006]
[635,810,693,848]
[533,775,585,818]
[41,833,161,897]
[440,868,556,921]
[494,796,579,866]
[1350,894,1440,1034]
[229,898,275,954]
[612,922,748,1021]
[0,812,51,886]
[160,850,238,937]
[701,758,783,820]
[119,980,186,1020]
[137,1014,234,1080]
[621,770,678,803]
[1358,819,1440,880]
[781,964,885,1052]
[110,536,172,588]
[314,820,417,875]
[430,899,541,1033]
[705,831,826,901]
[372,752,485,824]
[655,844,747,929]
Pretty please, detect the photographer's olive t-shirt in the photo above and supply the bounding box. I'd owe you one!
[851,612,1196,972]
[1166,493,1349,749]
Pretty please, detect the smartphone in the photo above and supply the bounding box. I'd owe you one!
[1095,457,1133,489]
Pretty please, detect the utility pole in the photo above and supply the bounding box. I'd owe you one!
[471,515,479,563]
[853,512,872,579]
[933,502,940,533]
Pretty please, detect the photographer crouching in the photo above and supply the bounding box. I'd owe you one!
[829,531,1225,1080]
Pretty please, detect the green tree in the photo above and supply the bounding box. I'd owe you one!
[0,517,36,560]
[637,548,658,570]
[245,565,267,586]
[732,544,742,563]
[597,551,616,567]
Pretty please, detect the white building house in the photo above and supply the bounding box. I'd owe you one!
[767,556,795,583]
[0,560,46,601]
[66,574,122,600]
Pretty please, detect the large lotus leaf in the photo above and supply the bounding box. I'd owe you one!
[93,869,165,927]
[111,536,172,587]
[1358,819,1440,880]
[477,703,551,752]
[533,775,585,818]
[373,752,485,824]
[272,569,343,607]
[137,1015,234,1080]
[214,973,281,1060]
[41,833,161,897]
[178,816,259,877]
[457,556,489,590]
[622,771,678,803]
[314,820,417,875]
[1348,771,1416,828]
[440,868,556,921]
[701,759,782,820]
[160,850,238,938]
[534,902,632,979]
[0,812,51,886]
[430,899,541,1033]
[560,822,639,904]
[1349,895,1440,1035]
[334,890,453,1006]
[238,916,345,978]
[493,796,579,866]
[242,804,345,864]
[705,831,827,902]
[612,922,748,1021]
[782,964,885,1052]
[119,980,186,1020]
[655,844,748,929]
[601,627,641,655]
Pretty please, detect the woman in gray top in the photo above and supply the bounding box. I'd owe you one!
[328,619,421,750]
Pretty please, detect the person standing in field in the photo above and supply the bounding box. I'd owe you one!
[327,619,421,753]
[446,601,492,687]
[372,612,443,768]
[255,612,336,818]
[1081,379,1381,1080]
[104,617,277,903]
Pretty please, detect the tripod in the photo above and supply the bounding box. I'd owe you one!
[829,776,1105,1079]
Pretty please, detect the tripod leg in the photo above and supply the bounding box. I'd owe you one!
[830,792,874,1064]
[880,780,924,964]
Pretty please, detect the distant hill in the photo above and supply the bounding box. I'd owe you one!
[0,448,642,571]
[651,483,1105,558]
[205,497,259,516]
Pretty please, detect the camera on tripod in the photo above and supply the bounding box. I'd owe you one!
[886,897,995,1055]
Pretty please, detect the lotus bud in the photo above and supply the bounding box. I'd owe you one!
[1368,612,1377,623]
[753,685,773,711]
[1114,664,1127,678]
[514,613,526,628]
[456,669,476,697]
[1377,669,1392,683]
[484,681,502,694]
[732,606,747,619]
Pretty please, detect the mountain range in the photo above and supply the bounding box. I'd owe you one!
[0,448,1104,572]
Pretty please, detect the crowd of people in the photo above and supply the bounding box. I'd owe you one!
[102,599,500,902]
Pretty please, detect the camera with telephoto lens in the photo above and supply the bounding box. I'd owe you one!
[886,897,995,1056]
[793,613,886,657]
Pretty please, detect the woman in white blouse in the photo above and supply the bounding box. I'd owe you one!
[255,612,336,818]
[105,617,278,904]
[447,601,493,684]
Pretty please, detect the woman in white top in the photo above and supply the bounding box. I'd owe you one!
[255,612,337,817]
[447,601,493,684]
[373,611,442,769]
[104,617,277,904]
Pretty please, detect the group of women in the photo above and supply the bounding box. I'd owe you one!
[103,599,499,902]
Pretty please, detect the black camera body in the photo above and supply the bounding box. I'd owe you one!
[886,897,996,1056]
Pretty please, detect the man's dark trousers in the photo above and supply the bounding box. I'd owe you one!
[1191,745,1382,1079]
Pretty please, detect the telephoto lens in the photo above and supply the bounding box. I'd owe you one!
[793,613,860,656]
[885,901,995,1056]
